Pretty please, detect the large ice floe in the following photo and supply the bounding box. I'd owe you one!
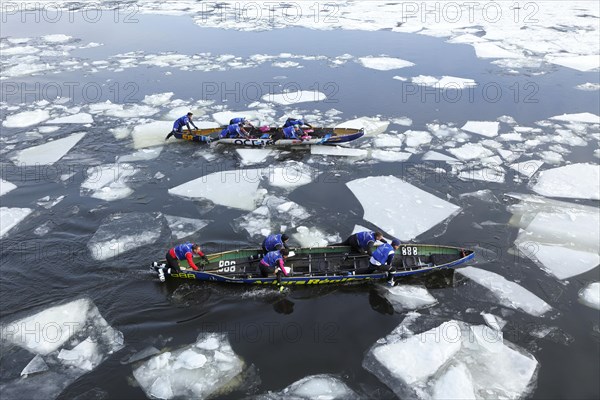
[363,318,539,400]
[578,282,600,310]
[509,194,600,280]
[531,163,600,200]
[87,212,163,261]
[0,207,33,238]
[80,163,138,201]
[11,132,86,166]
[346,176,460,240]
[257,374,359,400]
[0,298,123,400]
[2,110,50,128]
[457,267,552,317]
[261,90,326,105]
[132,333,246,400]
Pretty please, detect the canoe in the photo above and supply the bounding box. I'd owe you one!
[171,127,364,146]
[150,244,474,286]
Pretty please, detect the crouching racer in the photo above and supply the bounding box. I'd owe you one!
[259,249,290,287]
[157,243,209,281]
[368,239,401,284]
[339,231,386,255]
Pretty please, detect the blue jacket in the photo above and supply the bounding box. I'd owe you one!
[230,117,246,124]
[220,124,241,138]
[174,115,195,130]
[356,231,376,250]
[261,250,284,268]
[283,118,305,128]
[370,243,395,266]
[174,242,194,260]
[282,125,301,139]
[263,234,285,252]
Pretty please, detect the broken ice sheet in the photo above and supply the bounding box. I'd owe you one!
[0,180,17,197]
[292,226,340,247]
[532,163,600,200]
[11,132,86,166]
[261,90,326,105]
[80,163,138,201]
[235,149,275,166]
[510,194,599,280]
[457,267,552,317]
[0,207,33,238]
[132,333,246,400]
[346,176,460,240]
[0,298,123,399]
[363,319,538,400]
[2,109,50,128]
[233,195,310,238]
[461,121,499,138]
[359,56,414,70]
[380,284,438,312]
[87,212,163,261]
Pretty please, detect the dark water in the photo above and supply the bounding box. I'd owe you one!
[1,9,599,400]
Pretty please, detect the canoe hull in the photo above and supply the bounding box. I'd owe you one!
[152,245,474,286]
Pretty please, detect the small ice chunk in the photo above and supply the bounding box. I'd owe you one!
[261,90,326,105]
[532,163,600,200]
[3,109,50,128]
[549,112,600,124]
[20,355,49,376]
[235,149,274,165]
[457,267,552,316]
[172,349,207,370]
[47,113,93,124]
[42,34,72,43]
[422,151,459,163]
[281,374,358,399]
[336,117,389,136]
[0,180,17,196]
[404,130,432,147]
[461,121,499,138]
[412,75,477,89]
[164,215,210,240]
[576,83,600,91]
[481,312,507,331]
[12,132,86,166]
[80,163,137,201]
[267,162,316,189]
[373,134,404,147]
[472,42,522,59]
[371,150,412,162]
[448,143,494,161]
[382,284,438,311]
[346,176,460,240]
[0,207,33,238]
[143,92,174,106]
[359,56,415,70]
[292,226,340,248]
[578,282,600,310]
[58,337,102,371]
[117,147,163,162]
[38,126,60,134]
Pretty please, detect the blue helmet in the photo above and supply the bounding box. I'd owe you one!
[391,239,401,247]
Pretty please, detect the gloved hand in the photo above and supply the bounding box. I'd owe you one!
[202,255,209,263]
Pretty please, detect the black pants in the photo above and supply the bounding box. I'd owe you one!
[165,251,181,273]
[368,262,395,277]
[339,235,362,253]
[259,263,282,284]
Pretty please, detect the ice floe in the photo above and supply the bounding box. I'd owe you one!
[3,110,50,128]
[87,212,163,261]
[234,195,310,238]
[117,147,163,163]
[260,374,358,399]
[11,132,86,166]
[164,215,211,240]
[404,130,432,147]
[42,34,72,43]
[509,160,543,178]
[461,121,499,138]
[371,150,412,162]
[364,318,538,400]
[346,176,460,240]
[0,207,33,238]
[292,226,340,248]
[422,151,459,163]
[359,56,414,70]
[457,267,551,316]
[575,83,600,91]
[532,163,600,200]
[169,170,263,211]
[380,285,438,312]
[0,180,17,197]
[481,313,507,332]
[509,194,600,280]
[448,143,494,161]
[310,146,368,158]
[545,54,600,72]
[131,120,177,149]
[411,75,477,89]
[458,168,505,183]
[578,282,600,310]
[266,162,317,189]
[143,92,174,106]
[80,163,138,201]
[0,298,123,399]
[261,90,326,105]
[236,149,275,165]
[132,333,245,400]
[47,113,93,124]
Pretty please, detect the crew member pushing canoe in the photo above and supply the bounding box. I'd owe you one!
[165,112,198,140]
[368,239,401,285]
[339,231,386,255]
[262,233,290,253]
[283,118,312,128]
[220,122,251,139]
[260,249,290,287]
[229,117,254,128]
[156,242,209,282]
